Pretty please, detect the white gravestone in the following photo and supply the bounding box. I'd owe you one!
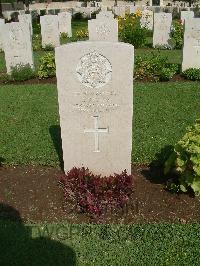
[40,15,60,47]
[0,19,5,51]
[96,11,114,19]
[18,14,33,36]
[88,18,118,42]
[55,42,134,176]
[113,6,126,17]
[182,19,200,71]
[58,12,72,37]
[129,6,141,14]
[181,11,194,24]
[3,22,34,74]
[140,10,153,31]
[153,13,172,47]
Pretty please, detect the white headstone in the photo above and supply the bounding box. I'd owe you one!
[88,18,118,42]
[113,6,126,17]
[40,15,60,47]
[58,12,72,37]
[182,18,200,71]
[129,6,141,14]
[18,14,33,35]
[0,19,5,51]
[153,13,172,47]
[181,11,194,24]
[96,10,114,19]
[55,42,134,176]
[3,22,34,74]
[140,10,153,31]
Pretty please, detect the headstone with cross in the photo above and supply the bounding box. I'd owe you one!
[182,18,200,71]
[153,12,172,47]
[55,42,134,176]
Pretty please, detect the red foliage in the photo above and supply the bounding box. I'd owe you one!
[59,167,134,217]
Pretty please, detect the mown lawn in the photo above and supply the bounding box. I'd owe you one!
[1,221,200,265]
[0,82,199,166]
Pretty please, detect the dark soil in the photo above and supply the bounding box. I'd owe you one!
[0,77,57,85]
[0,75,190,85]
[0,165,200,224]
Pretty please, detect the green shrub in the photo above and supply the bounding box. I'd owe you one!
[164,120,200,196]
[8,64,35,81]
[172,7,181,20]
[119,13,148,48]
[170,20,184,49]
[32,34,42,51]
[75,29,88,40]
[43,44,54,51]
[38,52,56,79]
[182,68,200,81]
[60,32,69,44]
[135,52,178,81]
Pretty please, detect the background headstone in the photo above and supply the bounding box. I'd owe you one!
[140,10,153,30]
[181,10,194,24]
[182,18,200,70]
[55,41,134,176]
[96,10,114,19]
[40,15,60,47]
[153,12,172,47]
[113,6,126,17]
[88,17,118,42]
[58,12,72,37]
[18,14,33,36]
[3,22,34,73]
[0,19,5,51]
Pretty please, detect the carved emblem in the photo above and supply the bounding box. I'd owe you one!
[76,51,112,89]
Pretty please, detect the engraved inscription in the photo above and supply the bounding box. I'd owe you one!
[76,51,112,89]
[96,24,110,36]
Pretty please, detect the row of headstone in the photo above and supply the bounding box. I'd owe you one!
[40,13,72,48]
[88,11,118,42]
[1,9,200,75]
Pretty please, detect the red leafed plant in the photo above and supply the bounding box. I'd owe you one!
[59,167,134,217]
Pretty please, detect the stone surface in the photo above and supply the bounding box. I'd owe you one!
[0,19,5,51]
[140,10,153,30]
[18,14,33,35]
[113,6,126,17]
[58,11,72,37]
[182,18,200,71]
[55,41,134,176]
[153,12,172,47]
[3,22,34,74]
[40,15,60,47]
[88,17,118,42]
[96,10,114,19]
[181,10,194,24]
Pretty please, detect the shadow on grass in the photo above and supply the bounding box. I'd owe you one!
[0,203,76,266]
[0,157,5,167]
[49,125,64,170]
[141,145,174,184]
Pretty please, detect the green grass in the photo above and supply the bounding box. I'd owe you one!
[0,82,199,166]
[1,221,200,265]
[135,48,183,64]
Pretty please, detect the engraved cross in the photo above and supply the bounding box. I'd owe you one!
[84,116,109,152]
